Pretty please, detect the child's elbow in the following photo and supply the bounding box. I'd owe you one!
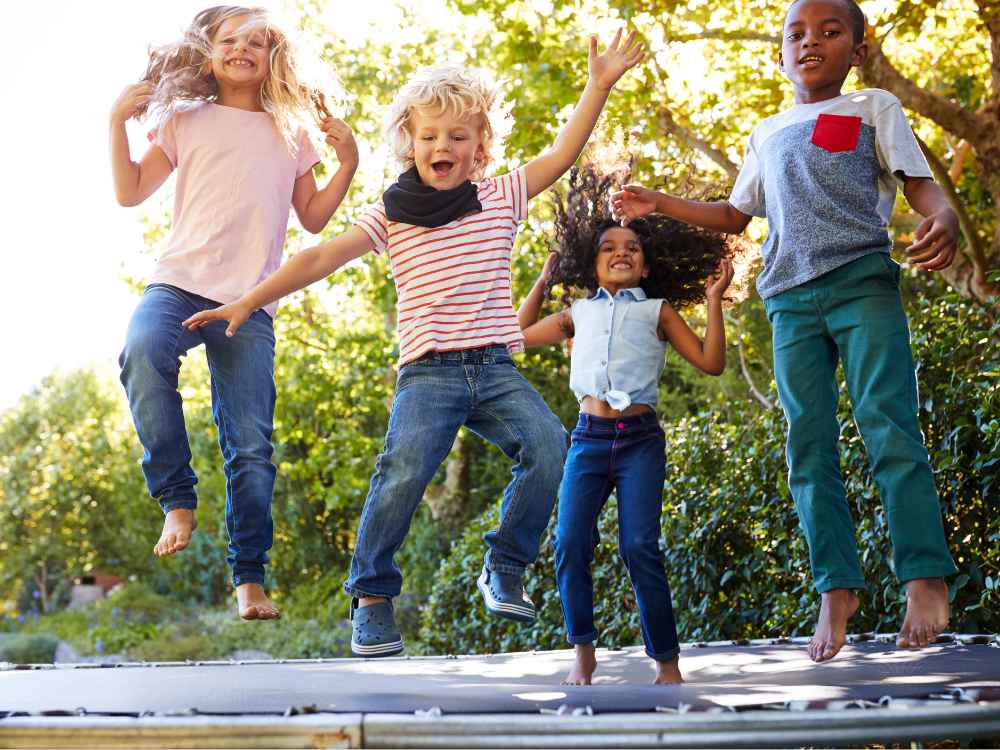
[301,218,326,235]
[705,361,726,376]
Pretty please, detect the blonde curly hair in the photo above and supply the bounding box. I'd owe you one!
[140,5,324,152]
[385,66,507,182]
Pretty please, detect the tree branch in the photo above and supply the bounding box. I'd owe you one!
[658,107,740,180]
[737,338,775,410]
[975,0,1000,104]
[916,135,990,287]
[665,30,779,44]
[859,33,986,146]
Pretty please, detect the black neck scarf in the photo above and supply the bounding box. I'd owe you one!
[383,166,482,227]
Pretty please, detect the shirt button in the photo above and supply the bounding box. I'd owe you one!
[604,329,610,334]
[600,360,607,366]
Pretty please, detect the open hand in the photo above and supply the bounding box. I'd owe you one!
[182,301,253,337]
[111,82,154,124]
[611,184,657,225]
[906,209,959,272]
[319,116,359,169]
[706,257,735,300]
[588,29,645,92]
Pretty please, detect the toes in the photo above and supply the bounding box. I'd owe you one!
[240,605,260,621]
[896,631,913,648]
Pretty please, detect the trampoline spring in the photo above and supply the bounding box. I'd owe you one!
[547,704,595,717]
[959,634,993,645]
[655,703,691,714]
[731,639,750,646]
[708,705,738,713]
[848,632,875,643]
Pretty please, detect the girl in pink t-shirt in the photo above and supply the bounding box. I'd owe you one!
[110,5,358,620]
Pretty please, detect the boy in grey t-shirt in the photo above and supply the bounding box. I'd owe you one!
[613,0,960,662]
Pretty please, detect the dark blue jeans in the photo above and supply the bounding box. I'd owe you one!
[119,284,277,587]
[555,412,680,662]
[344,345,568,599]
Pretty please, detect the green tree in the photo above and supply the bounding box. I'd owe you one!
[0,370,151,612]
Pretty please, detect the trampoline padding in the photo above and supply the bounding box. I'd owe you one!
[3,641,999,716]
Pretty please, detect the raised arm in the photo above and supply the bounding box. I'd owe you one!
[517,252,557,329]
[612,185,752,235]
[901,177,959,272]
[524,29,644,200]
[522,309,575,348]
[109,82,173,207]
[292,117,360,234]
[182,226,374,336]
[517,252,575,347]
[657,258,733,375]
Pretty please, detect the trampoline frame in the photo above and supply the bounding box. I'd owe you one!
[1,633,997,748]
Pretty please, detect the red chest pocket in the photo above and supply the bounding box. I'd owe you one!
[811,114,862,153]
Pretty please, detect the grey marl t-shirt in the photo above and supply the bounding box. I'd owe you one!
[728,89,932,299]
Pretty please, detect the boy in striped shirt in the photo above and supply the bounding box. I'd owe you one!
[183,30,644,657]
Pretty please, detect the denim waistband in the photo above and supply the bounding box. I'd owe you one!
[574,410,660,435]
[408,344,511,366]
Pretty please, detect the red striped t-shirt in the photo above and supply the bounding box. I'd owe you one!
[354,167,529,365]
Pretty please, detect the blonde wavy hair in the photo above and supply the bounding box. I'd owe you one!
[386,66,507,182]
[139,5,325,152]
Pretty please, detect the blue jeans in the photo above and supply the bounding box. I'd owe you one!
[763,253,957,592]
[554,412,680,662]
[119,284,277,587]
[344,345,568,598]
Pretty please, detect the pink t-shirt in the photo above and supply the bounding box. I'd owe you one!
[151,102,319,317]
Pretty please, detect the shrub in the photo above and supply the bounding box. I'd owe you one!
[0,633,59,663]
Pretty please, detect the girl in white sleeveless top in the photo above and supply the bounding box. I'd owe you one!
[518,167,735,685]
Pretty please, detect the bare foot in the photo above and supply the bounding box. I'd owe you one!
[897,578,949,649]
[654,657,683,685]
[237,582,280,620]
[809,588,860,662]
[153,509,197,557]
[562,644,597,685]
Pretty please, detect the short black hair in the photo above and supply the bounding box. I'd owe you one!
[786,0,867,45]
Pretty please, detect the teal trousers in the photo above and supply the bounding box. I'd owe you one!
[763,253,957,592]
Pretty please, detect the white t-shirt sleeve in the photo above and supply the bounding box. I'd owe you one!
[295,129,321,178]
[152,114,179,167]
[874,99,932,184]
[489,166,529,222]
[728,139,766,218]
[354,202,389,255]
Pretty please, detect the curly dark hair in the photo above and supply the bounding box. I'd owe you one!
[545,166,734,309]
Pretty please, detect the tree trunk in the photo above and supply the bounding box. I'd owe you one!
[860,29,999,303]
[423,431,470,530]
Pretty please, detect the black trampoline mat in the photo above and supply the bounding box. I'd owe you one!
[5,641,999,716]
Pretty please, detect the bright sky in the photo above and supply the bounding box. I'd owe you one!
[0,0,439,412]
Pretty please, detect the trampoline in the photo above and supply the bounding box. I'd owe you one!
[2,634,999,747]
